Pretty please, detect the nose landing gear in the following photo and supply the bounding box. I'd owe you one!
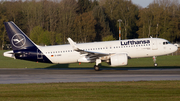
[153,56,158,67]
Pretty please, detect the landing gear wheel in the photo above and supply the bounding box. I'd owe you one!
[153,56,158,67]
[154,63,158,67]
[94,65,100,71]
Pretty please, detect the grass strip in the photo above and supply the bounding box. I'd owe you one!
[0,81,180,101]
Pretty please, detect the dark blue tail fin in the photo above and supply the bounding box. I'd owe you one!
[4,21,37,51]
[4,21,51,63]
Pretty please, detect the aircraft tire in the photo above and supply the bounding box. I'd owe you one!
[154,63,158,67]
[94,65,100,71]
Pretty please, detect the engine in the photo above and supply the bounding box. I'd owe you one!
[109,54,128,66]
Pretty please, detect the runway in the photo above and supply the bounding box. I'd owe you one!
[0,68,180,84]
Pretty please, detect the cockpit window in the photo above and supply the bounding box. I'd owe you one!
[163,41,171,45]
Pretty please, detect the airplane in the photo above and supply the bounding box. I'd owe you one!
[3,21,178,71]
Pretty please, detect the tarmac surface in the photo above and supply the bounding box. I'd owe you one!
[0,68,180,84]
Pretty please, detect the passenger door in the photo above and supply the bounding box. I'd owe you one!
[152,40,158,50]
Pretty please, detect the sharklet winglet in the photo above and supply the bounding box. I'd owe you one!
[67,38,78,50]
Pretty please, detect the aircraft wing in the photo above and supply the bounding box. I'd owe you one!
[76,48,110,58]
[67,38,111,60]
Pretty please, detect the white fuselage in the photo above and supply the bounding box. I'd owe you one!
[37,38,177,64]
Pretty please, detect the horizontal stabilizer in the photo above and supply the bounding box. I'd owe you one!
[3,50,15,58]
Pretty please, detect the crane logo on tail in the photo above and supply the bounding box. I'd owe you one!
[11,34,26,48]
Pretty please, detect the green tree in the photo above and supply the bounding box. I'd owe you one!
[0,2,8,50]
[48,31,62,45]
[137,0,180,42]
[57,0,77,43]
[102,35,115,41]
[137,8,153,38]
[30,26,62,45]
[30,26,45,45]
[74,11,97,42]
[92,5,113,41]
[102,0,139,39]
[76,0,91,14]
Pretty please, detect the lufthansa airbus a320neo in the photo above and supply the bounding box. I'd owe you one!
[3,21,177,71]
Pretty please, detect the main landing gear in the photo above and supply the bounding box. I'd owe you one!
[94,65,100,71]
[94,59,101,71]
[153,56,158,67]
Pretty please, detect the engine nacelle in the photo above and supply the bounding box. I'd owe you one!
[110,54,128,66]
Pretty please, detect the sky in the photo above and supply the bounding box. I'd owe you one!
[131,0,156,8]
[131,0,180,8]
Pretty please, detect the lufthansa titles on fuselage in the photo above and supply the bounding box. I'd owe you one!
[121,40,150,46]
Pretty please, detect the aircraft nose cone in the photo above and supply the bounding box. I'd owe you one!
[173,45,178,52]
